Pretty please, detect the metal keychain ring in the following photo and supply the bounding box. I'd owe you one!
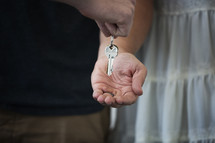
[107,92,115,97]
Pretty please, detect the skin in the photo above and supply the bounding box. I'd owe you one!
[53,0,136,37]
[92,52,146,108]
[91,0,154,108]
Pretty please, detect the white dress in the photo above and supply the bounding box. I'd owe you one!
[135,0,215,143]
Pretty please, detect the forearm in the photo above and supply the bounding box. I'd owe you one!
[98,0,154,58]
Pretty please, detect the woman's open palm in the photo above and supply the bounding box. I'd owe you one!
[91,53,147,108]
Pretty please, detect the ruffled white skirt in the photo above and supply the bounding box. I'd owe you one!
[135,8,215,143]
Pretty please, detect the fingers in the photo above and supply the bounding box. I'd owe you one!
[93,89,138,108]
[93,90,119,107]
[104,23,118,38]
[92,89,103,99]
[93,87,117,105]
[95,21,111,37]
[98,93,114,105]
[96,21,130,37]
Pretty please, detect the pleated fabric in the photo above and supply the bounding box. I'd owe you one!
[135,0,215,143]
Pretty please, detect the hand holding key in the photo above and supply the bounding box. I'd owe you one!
[56,0,136,37]
[91,44,147,108]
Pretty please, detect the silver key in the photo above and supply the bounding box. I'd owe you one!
[105,44,118,76]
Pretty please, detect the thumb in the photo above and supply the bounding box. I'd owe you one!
[132,65,147,95]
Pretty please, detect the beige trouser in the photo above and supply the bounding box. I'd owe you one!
[0,107,110,143]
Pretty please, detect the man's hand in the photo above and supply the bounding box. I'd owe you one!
[93,0,135,37]
[54,0,136,37]
[91,53,147,108]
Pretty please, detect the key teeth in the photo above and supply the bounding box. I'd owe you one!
[107,72,111,76]
[107,70,113,76]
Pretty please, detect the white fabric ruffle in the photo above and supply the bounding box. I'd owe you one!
[135,3,215,143]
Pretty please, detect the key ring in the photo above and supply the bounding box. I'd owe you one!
[107,92,115,97]
[110,36,114,48]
